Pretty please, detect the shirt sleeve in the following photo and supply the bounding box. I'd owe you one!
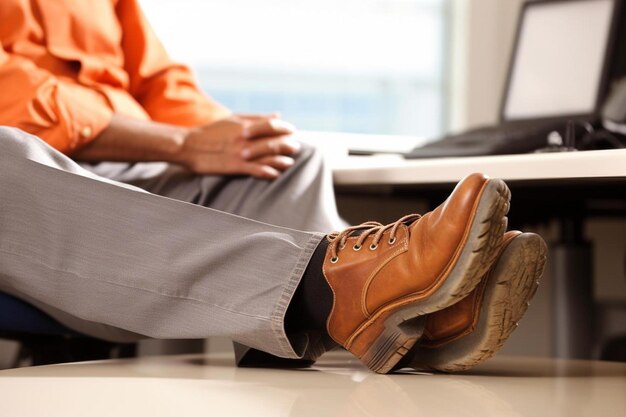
[116,0,231,127]
[0,44,114,154]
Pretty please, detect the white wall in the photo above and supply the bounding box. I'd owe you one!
[449,0,524,131]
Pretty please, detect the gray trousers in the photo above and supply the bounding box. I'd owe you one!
[0,126,345,359]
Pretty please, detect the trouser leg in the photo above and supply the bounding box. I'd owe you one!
[81,140,346,365]
[0,127,324,359]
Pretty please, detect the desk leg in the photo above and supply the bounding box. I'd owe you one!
[551,218,594,359]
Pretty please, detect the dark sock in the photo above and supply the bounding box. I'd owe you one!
[285,238,333,336]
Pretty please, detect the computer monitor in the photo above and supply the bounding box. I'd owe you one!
[502,0,620,122]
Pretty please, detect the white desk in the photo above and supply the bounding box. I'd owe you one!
[0,352,624,417]
[332,149,626,185]
[298,130,626,184]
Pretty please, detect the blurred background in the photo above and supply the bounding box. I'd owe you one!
[142,0,448,138]
[140,0,524,139]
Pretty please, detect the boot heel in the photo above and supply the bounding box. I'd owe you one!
[356,314,426,374]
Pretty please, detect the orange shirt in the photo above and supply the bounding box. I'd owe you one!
[0,0,230,153]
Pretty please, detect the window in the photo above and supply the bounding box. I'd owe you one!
[141,0,449,137]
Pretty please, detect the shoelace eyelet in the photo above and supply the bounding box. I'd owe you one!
[369,243,378,250]
[330,256,339,263]
[353,244,362,251]
[388,237,397,245]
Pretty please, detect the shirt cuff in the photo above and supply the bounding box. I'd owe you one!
[57,82,114,152]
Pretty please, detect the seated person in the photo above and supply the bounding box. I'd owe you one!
[0,0,546,373]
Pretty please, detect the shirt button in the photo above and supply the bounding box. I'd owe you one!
[80,126,92,139]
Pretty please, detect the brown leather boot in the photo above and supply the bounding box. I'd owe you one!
[322,173,510,373]
[404,231,547,372]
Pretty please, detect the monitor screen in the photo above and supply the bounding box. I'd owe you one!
[503,0,615,121]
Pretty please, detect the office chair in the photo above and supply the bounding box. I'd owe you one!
[0,292,136,367]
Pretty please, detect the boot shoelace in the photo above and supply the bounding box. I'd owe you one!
[326,214,422,263]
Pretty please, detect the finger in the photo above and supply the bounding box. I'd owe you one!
[244,118,295,139]
[241,137,301,160]
[236,112,280,121]
[240,162,281,180]
[253,155,295,171]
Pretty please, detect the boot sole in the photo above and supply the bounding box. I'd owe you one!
[410,233,547,372]
[353,178,511,373]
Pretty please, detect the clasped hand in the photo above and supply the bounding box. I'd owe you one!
[180,114,300,179]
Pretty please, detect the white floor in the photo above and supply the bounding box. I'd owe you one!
[0,351,624,416]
